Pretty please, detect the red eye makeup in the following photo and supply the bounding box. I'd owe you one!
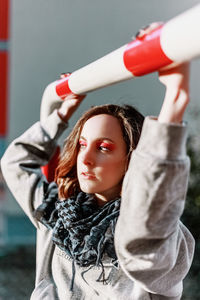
[79,140,87,147]
[97,142,116,151]
[79,138,116,151]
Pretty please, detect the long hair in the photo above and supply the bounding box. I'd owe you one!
[55,104,144,199]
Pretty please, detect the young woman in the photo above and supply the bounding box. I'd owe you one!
[1,61,194,299]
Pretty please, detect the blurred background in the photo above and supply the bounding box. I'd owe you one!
[0,0,200,299]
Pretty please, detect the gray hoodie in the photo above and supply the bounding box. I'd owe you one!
[1,111,194,300]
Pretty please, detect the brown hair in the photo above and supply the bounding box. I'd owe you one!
[55,104,144,199]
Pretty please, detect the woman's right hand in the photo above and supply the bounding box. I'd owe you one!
[158,63,190,124]
[57,73,86,123]
[57,93,86,123]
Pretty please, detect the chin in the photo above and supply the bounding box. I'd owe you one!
[79,183,97,194]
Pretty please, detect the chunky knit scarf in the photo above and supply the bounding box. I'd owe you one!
[34,181,120,289]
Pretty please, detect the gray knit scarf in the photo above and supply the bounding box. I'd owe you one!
[34,181,120,290]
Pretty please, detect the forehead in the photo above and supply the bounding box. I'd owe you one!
[81,114,123,140]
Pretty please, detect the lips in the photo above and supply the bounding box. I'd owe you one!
[81,171,96,179]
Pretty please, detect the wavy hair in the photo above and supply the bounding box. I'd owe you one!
[55,104,144,199]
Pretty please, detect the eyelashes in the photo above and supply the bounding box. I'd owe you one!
[78,140,115,152]
[97,142,115,151]
[79,140,87,147]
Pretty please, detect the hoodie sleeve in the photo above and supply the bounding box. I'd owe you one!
[1,110,68,228]
[115,117,195,298]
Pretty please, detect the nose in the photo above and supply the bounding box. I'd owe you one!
[81,148,95,166]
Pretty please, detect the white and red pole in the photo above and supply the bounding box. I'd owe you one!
[41,4,200,121]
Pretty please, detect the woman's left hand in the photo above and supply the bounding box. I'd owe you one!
[158,63,190,124]
[135,22,190,124]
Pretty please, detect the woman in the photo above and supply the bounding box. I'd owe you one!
[1,60,194,299]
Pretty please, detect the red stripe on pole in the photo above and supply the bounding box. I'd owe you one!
[0,52,9,136]
[56,76,74,100]
[0,0,10,39]
[123,26,173,76]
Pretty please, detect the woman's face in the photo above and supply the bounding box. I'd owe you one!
[77,114,127,204]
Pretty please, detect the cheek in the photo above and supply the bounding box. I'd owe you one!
[100,156,126,177]
[77,154,82,170]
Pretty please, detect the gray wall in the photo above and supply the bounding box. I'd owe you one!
[6,0,200,213]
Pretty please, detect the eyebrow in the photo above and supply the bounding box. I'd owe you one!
[79,136,115,143]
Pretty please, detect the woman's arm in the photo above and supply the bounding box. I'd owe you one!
[115,64,194,297]
[1,81,85,228]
